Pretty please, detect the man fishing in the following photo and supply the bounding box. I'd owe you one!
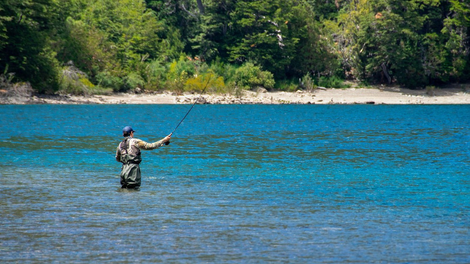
[116,126,172,189]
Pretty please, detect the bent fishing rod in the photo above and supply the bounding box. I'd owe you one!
[165,79,210,145]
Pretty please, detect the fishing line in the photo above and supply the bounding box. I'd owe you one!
[165,79,210,144]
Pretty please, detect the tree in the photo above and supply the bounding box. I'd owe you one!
[441,0,470,82]
[286,2,339,78]
[0,0,60,92]
[368,0,430,88]
[334,0,374,82]
[56,0,169,91]
[145,0,187,60]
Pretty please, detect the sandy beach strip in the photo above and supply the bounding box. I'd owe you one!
[3,86,470,105]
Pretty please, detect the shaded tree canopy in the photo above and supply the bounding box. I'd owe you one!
[0,0,469,92]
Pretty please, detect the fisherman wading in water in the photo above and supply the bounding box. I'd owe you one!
[116,126,172,189]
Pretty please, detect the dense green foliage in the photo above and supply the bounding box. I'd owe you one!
[0,0,60,92]
[0,0,469,93]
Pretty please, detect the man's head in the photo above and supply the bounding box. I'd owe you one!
[122,126,134,137]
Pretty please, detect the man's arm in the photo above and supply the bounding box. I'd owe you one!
[115,147,121,162]
[135,134,172,150]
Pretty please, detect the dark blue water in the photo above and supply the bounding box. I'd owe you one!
[1,104,469,263]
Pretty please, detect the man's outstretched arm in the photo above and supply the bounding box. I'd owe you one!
[135,134,172,150]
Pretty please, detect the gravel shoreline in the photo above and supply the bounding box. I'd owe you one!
[2,87,470,105]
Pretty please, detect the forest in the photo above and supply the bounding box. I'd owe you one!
[0,0,469,95]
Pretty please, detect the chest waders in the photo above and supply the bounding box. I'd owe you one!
[119,138,142,189]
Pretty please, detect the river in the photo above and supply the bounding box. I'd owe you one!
[1,104,469,263]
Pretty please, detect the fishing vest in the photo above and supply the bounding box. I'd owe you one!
[119,137,142,164]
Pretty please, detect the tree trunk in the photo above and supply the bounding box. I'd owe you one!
[197,0,205,14]
[382,63,391,84]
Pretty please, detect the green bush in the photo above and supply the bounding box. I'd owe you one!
[274,79,298,92]
[165,71,188,94]
[122,72,144,92]
[233,62,275,90]
[96,71,123,92]
[184,70,225,93]
[166,57,197,81]
[58,66,93,95]
[316,76,350,88]
[143,59,166,91]
[209,58,238,83]
[301,73,316,92]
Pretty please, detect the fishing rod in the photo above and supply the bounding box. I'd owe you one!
[165,79,210,145]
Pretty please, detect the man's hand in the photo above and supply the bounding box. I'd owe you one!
[163,133,172,145]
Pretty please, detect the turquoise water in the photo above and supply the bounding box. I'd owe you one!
[1,104,469,263]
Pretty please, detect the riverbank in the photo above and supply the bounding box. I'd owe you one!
[2,86,470,105]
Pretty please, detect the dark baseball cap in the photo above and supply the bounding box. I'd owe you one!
[122,126,135,133]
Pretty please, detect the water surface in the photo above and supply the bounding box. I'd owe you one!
[1,104,469,263]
